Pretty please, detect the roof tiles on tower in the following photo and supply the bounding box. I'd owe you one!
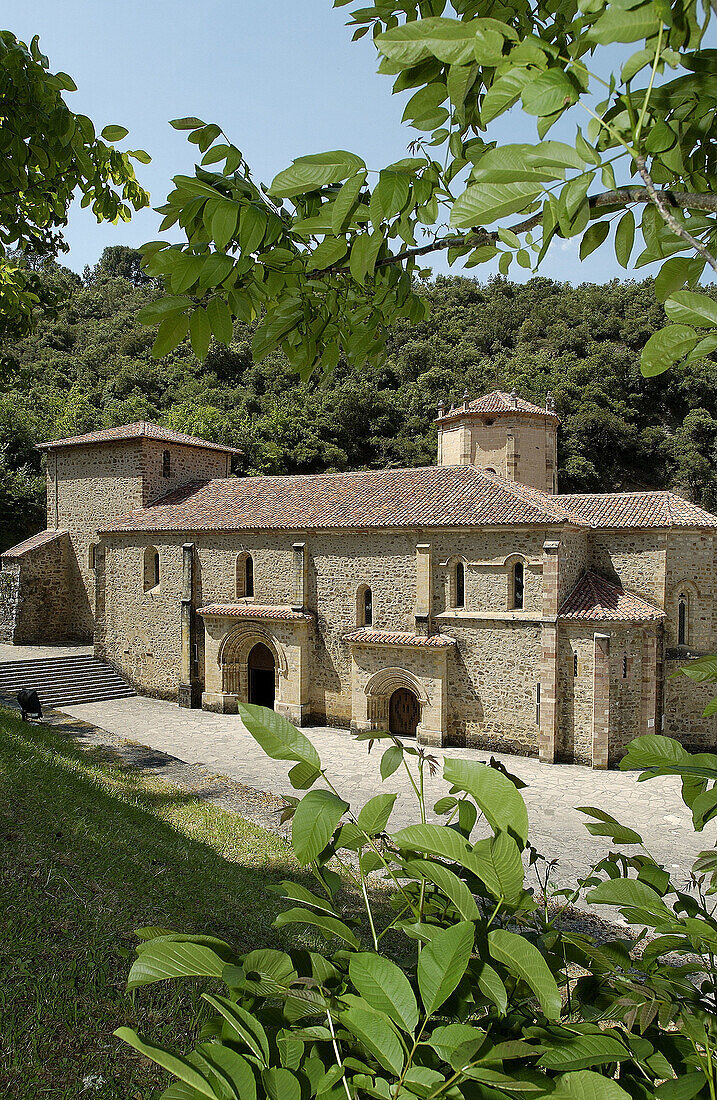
[438,390,558,422]
[100,465,589,534]
[36,421,240,455]
[559,491,717,529]
[559,571,664,622]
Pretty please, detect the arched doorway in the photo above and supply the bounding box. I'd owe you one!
[389,688,420,737]
[248,643,275,709]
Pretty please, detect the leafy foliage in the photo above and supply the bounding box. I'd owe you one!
[138,0,717,381]
[0,32,149,338]
[118,714,717,1100]
[4,258,717,551]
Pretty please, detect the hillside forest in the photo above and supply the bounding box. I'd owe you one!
[1,246,716,552]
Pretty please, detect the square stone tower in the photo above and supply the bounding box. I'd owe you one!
[436,389,559,494]
[37,421,240,640]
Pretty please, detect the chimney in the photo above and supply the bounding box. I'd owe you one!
[509,389,518,409]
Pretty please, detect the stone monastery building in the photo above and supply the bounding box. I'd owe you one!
[2,389,716,768]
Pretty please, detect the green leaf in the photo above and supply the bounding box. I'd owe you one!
[522,71,579,116]
[404,858,480,921]
[237,703,321,771]
[676,656,717,683]
[189,307,212,360]
[271,151,366,199]
[392,823,487,879]
[538,1032,629,1072]
[306,237,348,272]
[549,1070,632,1100]
[620,734,688,770]
[577,807,643,845]
[376,17,480,67]
[114,1029,219,1099]
[451,182,542,228]
[357,793,397,836]
[275,907,360,949]
[656,1073,710,1100]
[586,878,674,924]
[239,206,267,254]
[370,172,411,225]
[579,221,609,260]
[443,758,529,845]
[481,69,531,125]
[621,48,652,82]
[152,313,190,359]
[472,832,525,903]
[476,961,508,1014]
[194,1044,256,1100]
[202,995,269,1065]
[331,170,367,234]
[349,953,419,1033]
[654,258,690,302]
[198,253,234,288]
[417,921,474,1014]
[640,324,697,377]
[137,295,193,324]
[665,290,717,328]
[288,761,321,789]
[615,211,635,269]
[171,117,206,130]
[127,940,230,990]
[211,201,238,251]
[488,929,561,1019]
[101,124,129,142]
[262,1068,301,1100]
[588,3,661,44]
[206,298,233,346]
[291,789,348,864]
[349,230,383,282]
[340,995,406,1075]
[381,745,403,780]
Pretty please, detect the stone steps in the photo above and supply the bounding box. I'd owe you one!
[0,654,136,708]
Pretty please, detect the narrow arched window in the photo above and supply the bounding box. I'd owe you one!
[154,550,160,588]
[455,561,465,608]
[573,652,578,678]
[89,544,96,571]
[678,592,688,646]
[245,555,254,598]
[162,449,171,478]
[144,546,160,591]
[364,587,373,626]
[512,561,524,610]
[622,654,628,679]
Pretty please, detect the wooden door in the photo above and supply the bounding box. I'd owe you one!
[389,688,419,737]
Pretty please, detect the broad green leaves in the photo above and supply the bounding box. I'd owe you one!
[270,151,366,198]
[451,182,543,228]
[487,930,561,1019]
[443,758,529,846]
[291,789,349,864]
[237,703,321,773]
[377,17,490,67]
[349,953,419,1032]
[417,921,474,1014]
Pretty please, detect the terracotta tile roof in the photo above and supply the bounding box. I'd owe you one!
[559,491,717,529]
[559,571,664,622]
[100,466,588,534]
[344,628,456,648]
[36,421,240,455]
[197,604,312,621]
[438,390,558,423]
[1,529,68,558]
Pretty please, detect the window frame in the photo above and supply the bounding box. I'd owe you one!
[162,449,171,478]
[512,560,524,610]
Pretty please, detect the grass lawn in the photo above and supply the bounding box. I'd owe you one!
[0,705,315,1099]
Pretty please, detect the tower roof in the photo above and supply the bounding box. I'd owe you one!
[36,420,241,455]
[437,390,559,424]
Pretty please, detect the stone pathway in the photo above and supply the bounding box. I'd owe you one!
[53,693,713,901]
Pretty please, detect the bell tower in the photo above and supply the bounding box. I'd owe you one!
[436,389,559,494]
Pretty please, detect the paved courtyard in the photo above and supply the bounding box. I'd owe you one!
[57,692,712,898]
[1,642,711,902]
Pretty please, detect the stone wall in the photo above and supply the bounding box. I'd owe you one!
[437,415,557,494]
[557,624,595,764]
[608,626,646,765]
[663,530,716,652]
[0,533,71,644]
[589,530,665,606]
[557,531,589,605]
[0,563,20,643]
[664,655,717,749]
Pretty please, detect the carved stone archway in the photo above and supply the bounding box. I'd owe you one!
[219,625,286,700]
[364,666,429,732]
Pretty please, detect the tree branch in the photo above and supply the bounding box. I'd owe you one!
[366,186,717,270]
[635,157,717,274]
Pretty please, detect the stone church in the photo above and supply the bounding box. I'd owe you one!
[2,390,716,767]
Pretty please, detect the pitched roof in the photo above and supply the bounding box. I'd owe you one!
[438,390,558,423]
[559,571,664,622]
[197,604,312,621]
[100,466,588,534]
[36,421,240,455]
[1,529,68,558]
[559,491,717,529]
[344,629,456,648]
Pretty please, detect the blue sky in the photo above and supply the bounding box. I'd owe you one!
[8,1,643,284]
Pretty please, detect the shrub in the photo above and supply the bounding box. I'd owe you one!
[117,706,717,1099]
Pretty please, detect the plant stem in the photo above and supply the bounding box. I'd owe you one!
[634,25,664,147]
[636,155,717,273]
[325,1004,353,1100]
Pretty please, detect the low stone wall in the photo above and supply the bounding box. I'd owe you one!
[0,563,20,643]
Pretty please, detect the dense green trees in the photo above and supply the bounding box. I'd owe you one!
[1,249,716,552]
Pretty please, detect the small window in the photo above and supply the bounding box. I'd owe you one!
[573,652,578,678]
[162,450,171,478]
[455,561,465,608]
[245,555,254,598]
[512,561,524,610]
[364,587,373,626]
[678,593,688,646]
[89,544,97,571]
[535,683,541,725]
[622,654,628,679]
[144,546,160,592]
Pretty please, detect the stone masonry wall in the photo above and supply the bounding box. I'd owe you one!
[608,626,645,765]
[1,533,72,644]
[589,530,666,606]
[664,530,716,652]
[0,562,20,643]
[557,624,595,764]
[664,657,717,749]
